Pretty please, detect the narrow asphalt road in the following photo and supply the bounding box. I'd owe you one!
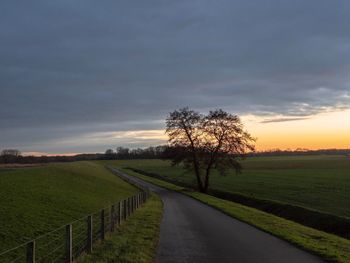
[110,168,324,263]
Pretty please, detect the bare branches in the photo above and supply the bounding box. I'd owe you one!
[165,108,255,193]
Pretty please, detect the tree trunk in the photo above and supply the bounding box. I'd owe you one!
[203,170,210,193]
[193,160,204,192]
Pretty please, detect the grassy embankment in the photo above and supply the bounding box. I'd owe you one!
[102,157,350,263]
[0,161,161,262]
[77,193,162,263]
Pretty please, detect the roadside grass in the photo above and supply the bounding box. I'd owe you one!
[118,167,350,263]
[0,161,138,252]
[77,194,163,263]
[102,156,350,218]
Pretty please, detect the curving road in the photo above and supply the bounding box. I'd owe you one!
[110,168,324,263]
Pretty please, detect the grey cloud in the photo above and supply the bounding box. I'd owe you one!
[1,0,350,152]
[261,117,309,124]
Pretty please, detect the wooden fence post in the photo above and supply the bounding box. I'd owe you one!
[26,241,35,263]
[87,216,93,254]
[111,205,115,232]
[123,199,127,220]
[118,201,122,226]
[126,198,129,218]
[65,224,72,263]
[101,209,105,240]
[132,196,134,213]
[127,198,129,217]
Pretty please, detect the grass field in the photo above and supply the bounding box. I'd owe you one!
[103,155,350,219]
[0,161,138,253]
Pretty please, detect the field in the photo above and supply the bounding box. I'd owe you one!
[0,161,138,253]
[104,155,350,219]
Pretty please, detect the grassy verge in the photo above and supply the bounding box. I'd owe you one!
[127,167,350,239]
[0,161,138,251]
[103,157,350,219]
[119,168,350,263]
[77,193,163,263]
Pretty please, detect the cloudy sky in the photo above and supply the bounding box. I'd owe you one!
[1,0,350,154]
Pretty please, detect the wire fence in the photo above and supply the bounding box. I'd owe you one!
[0,189,150,263]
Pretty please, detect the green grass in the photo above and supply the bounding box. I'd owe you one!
[102,155,350,218]
[0,161,138,252]
[77,193,163,263]
[119,168,350,263]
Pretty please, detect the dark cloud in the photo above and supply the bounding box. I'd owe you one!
[1,0,350,152]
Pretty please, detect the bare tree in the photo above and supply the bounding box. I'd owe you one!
[104,149,115,159]
[0,149,22,163]
[116,147,130,158]
[166,108,255,193]
[1,149,21,157]
[105,149,114,155]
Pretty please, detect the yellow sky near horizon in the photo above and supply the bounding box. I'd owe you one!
[114,109,350,151]
[22,109,350,156]
[244,109,350,150]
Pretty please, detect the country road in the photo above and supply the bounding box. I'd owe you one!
[110,168,324,263]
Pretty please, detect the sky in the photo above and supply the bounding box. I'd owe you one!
[1,0,350,154]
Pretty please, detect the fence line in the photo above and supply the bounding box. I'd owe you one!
[0,188,150,263]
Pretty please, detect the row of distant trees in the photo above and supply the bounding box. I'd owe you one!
[0,146,169,164]
[1,147,349,164]
[249,148,350,157]
[0,149,103,164]
[104,147,350,160]
[0,149,22,163]
[104,146,167,160]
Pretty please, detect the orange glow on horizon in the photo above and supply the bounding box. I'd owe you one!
[22,109,350,156]
[243,109,350,151]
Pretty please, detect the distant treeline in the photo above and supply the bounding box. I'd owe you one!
[0,152,105,164]
[0,146,168,164]
[1,146,349,164]
[104,146,167,160]
[104,147,350,160]
[248,148,350,157]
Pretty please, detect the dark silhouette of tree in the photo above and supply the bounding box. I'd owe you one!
[105,149,114,155]
[104,149,115,159]
[0,149,22,163]
[1,149,21,156]
[166,107,255,193]
[116,147,130,159]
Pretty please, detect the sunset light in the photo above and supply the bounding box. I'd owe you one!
[245,109,350,150]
